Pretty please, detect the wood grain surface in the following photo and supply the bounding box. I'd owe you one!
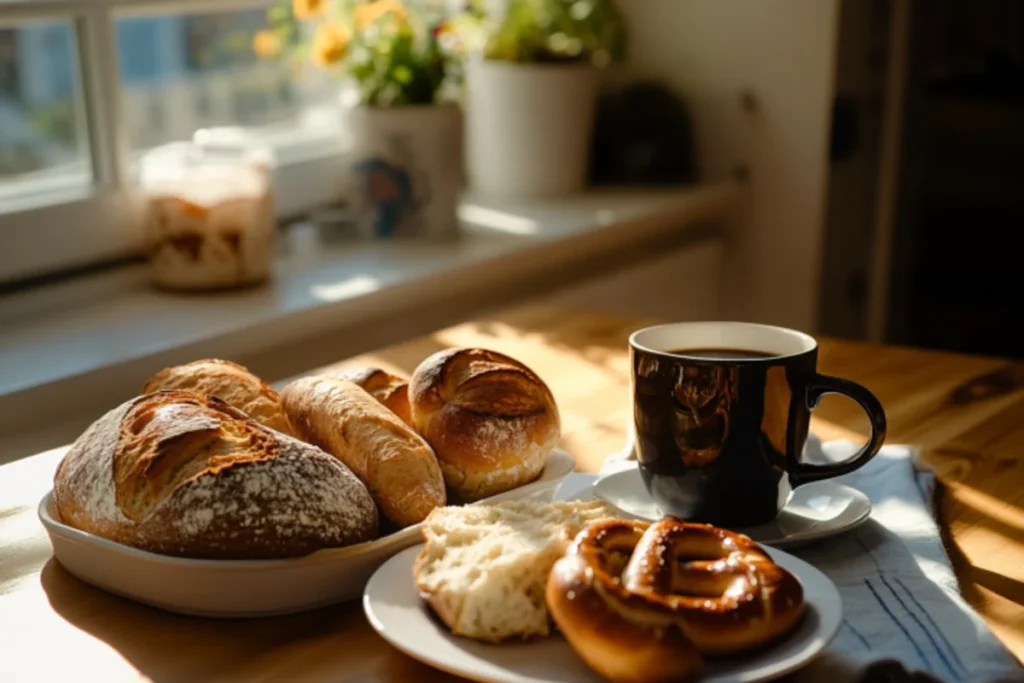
[1,305,1021,682]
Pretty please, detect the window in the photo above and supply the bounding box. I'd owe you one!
[115,9,310,152]
[0,1,346,284]
[0,20,91,197]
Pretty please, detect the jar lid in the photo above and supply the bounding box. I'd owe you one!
[193,127,275,169]
[140,129,275,201]
[142,129,274,169]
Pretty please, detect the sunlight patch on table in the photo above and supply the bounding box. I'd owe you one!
[948,483,1024,539]
[309,275,380,303]
[459,204,538,235]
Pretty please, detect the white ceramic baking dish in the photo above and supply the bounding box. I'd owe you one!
[38,448,575,618]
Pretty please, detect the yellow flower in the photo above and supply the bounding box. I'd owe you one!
[312,21,351,66]
[354,0,408,30]
[293,0,325,19]
[252,30,282,59]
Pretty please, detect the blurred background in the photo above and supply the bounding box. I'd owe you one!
[0,0,1022,458]
[2,0,1021,356]
[823,0,1024,360]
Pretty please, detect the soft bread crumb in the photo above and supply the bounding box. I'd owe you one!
[414,499,617,642]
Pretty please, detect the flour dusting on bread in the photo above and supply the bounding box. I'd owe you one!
[168,438,376,544]
[54,400,135,528]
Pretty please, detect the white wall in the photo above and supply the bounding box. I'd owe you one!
[617,0,840,332]
[542,239,723,320]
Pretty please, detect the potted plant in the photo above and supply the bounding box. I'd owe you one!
[255,0,463,239]
[450,0,627,198]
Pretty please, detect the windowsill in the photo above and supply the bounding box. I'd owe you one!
[0,182,740,462]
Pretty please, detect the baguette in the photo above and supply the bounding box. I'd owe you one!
[281,376,445,527]
[331,367,413,427]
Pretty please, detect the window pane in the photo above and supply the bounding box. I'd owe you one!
[0,21,91,193]
[115,7,331,153]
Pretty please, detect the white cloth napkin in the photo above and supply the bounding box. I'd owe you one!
[563,436,1024,682]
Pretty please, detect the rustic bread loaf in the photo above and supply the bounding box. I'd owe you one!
[413,499,616,642]
[281,377,445,528]
[142,359,296,437]
[53,391,378,559]
[331,367,413,427]
[409,348,560,501]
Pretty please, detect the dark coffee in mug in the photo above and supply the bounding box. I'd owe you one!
[667,348,778,360]
[631,323,887,528]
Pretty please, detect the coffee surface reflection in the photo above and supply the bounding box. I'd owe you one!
[668,348,778,360]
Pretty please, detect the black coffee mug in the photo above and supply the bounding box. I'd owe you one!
[630,322,887,527]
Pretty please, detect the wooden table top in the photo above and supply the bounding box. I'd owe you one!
[1,305,1021,682]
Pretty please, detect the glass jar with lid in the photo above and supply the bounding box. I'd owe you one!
[140,128,275,291]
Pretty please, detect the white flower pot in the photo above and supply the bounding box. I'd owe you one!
[343,103,463,240]
[465,60,599,198]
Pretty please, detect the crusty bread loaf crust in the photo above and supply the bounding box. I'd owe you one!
[281,377,445,528]
[332,367,413,427]
[142,359,296,437]
[53,391,378,559]
[409,348,560,502]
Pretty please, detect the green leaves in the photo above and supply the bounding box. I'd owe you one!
[345,10,448,106]
[480,0,628,65]
[268,2,292,27]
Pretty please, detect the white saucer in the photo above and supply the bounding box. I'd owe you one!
[38,448,575,617]
[590,468,871,548]
[364,545,842,683]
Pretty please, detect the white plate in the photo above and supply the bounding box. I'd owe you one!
[364,545,842,683]
[591,468,871,548]
[38,448,575,618]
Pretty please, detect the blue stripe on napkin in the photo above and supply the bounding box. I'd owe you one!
[893,577,967,680]
[880,574,962,681]
[843,619,872,652]
[864,578,933,673]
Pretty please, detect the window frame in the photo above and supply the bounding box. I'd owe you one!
[0,0,348,283]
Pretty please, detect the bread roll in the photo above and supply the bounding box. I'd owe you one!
[409,348,560,501]
[143,359,296,437]
[281,377,445,527]
[332,367,413,427]
[53,391,378,559]
[413,499,616,642]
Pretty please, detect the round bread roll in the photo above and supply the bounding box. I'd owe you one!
[142,359,296,437]
[409,348,560,502]
[281,377,445,528]
[332,367,413,427]
[53,391,378,559]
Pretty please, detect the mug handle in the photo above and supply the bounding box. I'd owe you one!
[792,374,887,485]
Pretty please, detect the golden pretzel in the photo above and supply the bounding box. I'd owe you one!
[546,518,805,683]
